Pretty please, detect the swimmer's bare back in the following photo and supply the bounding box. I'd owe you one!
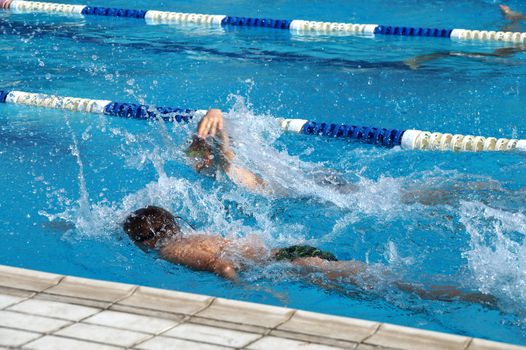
[159,233,496,307]
[159,233,269,281]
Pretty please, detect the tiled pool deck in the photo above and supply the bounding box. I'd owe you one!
[0,265,523,350]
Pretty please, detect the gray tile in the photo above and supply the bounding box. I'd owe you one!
[468,338,526,350]
[0,265,62,292]
[0,310,70,333]
[196,298,293,328]
[135,336,231,350]
[46,276,135,303]
[270,329,357,349]
[56,323,149,347]
[278,310,379,343]
[356,344,397,350]
[0,286,35,298]
[0,293,23,308]
[189,316,267,334]
[9,299,99,321]
[118,286,213,315]
[23,335,123,350]
[247,336,345,350]
[37,292,111,309]
[365,323,470,350]
[84,310,177,334]
[164,323,260,347]
[0,327,41,347]
[109,303,185,322]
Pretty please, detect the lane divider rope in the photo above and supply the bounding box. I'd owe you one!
[1,0,525,43]
[0,89,524,153]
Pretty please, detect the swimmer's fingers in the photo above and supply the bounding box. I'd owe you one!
[198,109,223,138]
[197,118,210,138]
[217,113,224,133]
[197,119,204,136]
[209,119,218,137]
[208,109,223,137]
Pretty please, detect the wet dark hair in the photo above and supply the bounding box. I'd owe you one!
[186,136,213,160]
[186,136,220,173]
[123,206,180,242]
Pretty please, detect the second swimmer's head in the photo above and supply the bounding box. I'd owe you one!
[186,136,215,173]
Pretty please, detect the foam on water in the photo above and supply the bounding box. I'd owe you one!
[460,200,526,309]
[223,95,413,216]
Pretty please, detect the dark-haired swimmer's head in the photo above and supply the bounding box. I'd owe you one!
[186,136,215,173]
[123,206,180,248]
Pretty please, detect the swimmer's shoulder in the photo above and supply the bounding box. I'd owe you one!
[160,233,230,263]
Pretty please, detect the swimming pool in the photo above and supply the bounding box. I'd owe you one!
[1,0,526,345]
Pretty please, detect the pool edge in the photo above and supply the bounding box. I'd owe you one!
[0,264,522,350]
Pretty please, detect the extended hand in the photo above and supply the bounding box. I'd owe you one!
[197,109,224,138]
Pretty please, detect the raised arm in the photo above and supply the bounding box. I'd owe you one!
[196,109,267,193]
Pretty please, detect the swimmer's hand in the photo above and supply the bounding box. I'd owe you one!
[198,109,224,138]
[212,259,238,281]
[499,5,526,21]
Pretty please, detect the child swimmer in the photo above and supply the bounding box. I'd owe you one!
[123,206,497,306]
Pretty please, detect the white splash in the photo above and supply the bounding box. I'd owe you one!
[222,94,410,217]
[460,200,526,305]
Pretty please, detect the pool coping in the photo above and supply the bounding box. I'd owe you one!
[0,264,523,350]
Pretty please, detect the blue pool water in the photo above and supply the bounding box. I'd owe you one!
[1,0,526,345]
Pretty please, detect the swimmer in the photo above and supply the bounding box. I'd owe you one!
[499,4,526,22]
[187,110,361,195]
[186,110,511,206]
[403,4,526,70]
[404,46,525,70]
[186,109,267,193]
[123,206,497,306]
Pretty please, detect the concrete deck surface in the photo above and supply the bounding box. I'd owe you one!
[0,264,523,350]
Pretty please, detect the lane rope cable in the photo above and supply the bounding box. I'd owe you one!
[0,89,524,153]
[1,0,525,43]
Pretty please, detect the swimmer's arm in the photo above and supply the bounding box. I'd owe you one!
[216,129,268,192]
[197,109,268,192]
[160,241,238,280]
[225,165,267,193]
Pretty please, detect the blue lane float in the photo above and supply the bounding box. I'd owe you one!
[103,102,194,123]
[2,0,526,43]
[0,89,525,153]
